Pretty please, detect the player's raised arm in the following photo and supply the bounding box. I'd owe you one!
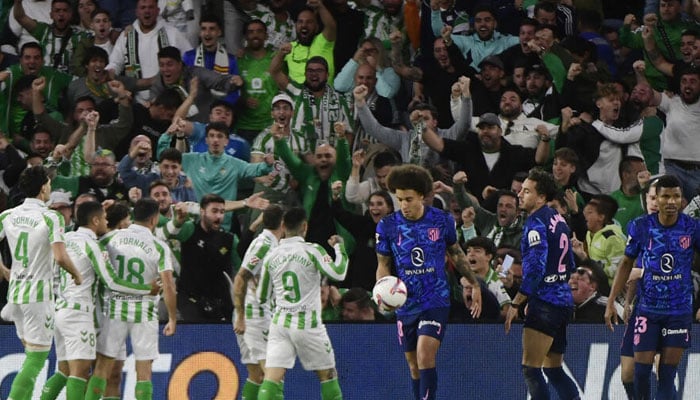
[447,243,482,318]
[311,236,348,282]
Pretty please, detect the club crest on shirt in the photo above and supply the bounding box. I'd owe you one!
[527,230,541,247]
[428,228,439,242]
[679,235,691,250]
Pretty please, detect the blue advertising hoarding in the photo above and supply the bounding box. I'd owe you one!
[1,323,699,399]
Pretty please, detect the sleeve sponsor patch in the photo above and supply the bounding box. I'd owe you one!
[527,230,541,247]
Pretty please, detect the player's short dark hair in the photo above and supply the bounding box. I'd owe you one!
[211,99,235,115]
[535,23,560,39]
[520,17,539,29]
[157,46,182,63]
[408,102,439,120]
[465,236,496,256]
[682,29,700,39]
[283,207,307,233]
[52,0,72,8]
[206,121,230,136]
[153,89,184,110]
[306,56,329,72]
[74,96,96,111]
[497,190,519,207]
[132,198,160,222]
[618,156,645,180]
[526,168,558,202]
[373,151,399,170]
[341,287,373,310]
[200,13,222,29]
[472,4,496,18]
[14,74,37,93]
[534,1,556,15]
[200,193,225,209]
[20,42,43,57]
[262,204,285,230]
[554,147,579,166]
[159,148,182,164]
[655,174,682,190]
[588,194,618,224]
[90,8,111,20]
[82,46,109,66]
[148,179,169,195]
[386,164,433,196]
[577,259,610,296]
[76,201,104,228]
[106,203,130,229]
[18,166,49,197]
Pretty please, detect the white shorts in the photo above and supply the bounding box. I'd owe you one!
[95,310,127,360]
[265,324,336,371]
[234,317,269,364]
[4,303,54,346]
[54,309,96,361]
[97,318,159,361]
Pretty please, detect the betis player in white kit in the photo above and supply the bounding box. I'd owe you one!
[85,199,178,400]
[233,205,285,400]
[40,201,158,400]
[0,166,83,400]
[256,207,348,400]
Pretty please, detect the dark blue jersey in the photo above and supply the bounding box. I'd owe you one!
[376,207,456,316]
[625,213,700,316]
[520,205,575,308]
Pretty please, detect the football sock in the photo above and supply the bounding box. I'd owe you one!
[522,365,549,400]
[40,370,67,400]
[543,367,580,400]
[411,378,420,400]
[84,376,106,400]
[258,380,279,400]
[634,362,652,400]
[320,378,342,400]
[9,349,50,400]
[622,381,635,399]
[134,380,152,400]
[657,364,677,400]
[276,381,284,400]
[242,379,261,400]
[419,368,437,400]
[66,377,87,400]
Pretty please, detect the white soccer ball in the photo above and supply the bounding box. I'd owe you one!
[372,276,408,311]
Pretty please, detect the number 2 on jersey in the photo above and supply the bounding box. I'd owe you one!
[282,271,301,303]
[115,254,146,284]
[558,233,569,273]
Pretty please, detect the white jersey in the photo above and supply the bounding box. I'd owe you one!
[101,224,174,323]
[258,236,347,330]
[57,227,153,313]
[240,229,279,321]
[0,198,64,304]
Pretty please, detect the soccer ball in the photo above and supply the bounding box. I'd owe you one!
[372,276,408,311]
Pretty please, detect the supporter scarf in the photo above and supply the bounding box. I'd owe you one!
[300,85,344,147]
[193,42,229,74]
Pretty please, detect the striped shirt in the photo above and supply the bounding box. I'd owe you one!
[258,236,347,329]
[57,227,153,313]
[0,198,65,304]
[251,128,308,192]
[101,224,173,323]
[240,229,279,320]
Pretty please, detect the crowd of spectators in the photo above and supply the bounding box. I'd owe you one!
[1,0,700,324]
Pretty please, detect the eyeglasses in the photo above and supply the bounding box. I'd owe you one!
[306,67,327,75]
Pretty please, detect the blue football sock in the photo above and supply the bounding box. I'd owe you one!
[657,364,677,400]
[522,365,549,400]
[418,368,436,400]
[622,381,636,400]
[543,366,580,400]
[634,363,653,400]
[411,378,420,400]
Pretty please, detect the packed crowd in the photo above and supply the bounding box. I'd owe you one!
[1,0,700,397]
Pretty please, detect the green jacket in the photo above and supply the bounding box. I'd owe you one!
[274,137,355,254]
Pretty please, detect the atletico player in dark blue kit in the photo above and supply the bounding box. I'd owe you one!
[376,164,482,400]
[505,169,580,400]
[606,175,700,400]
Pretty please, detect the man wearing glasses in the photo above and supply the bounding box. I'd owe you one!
[276,0,336,85]
[52,147,129,203]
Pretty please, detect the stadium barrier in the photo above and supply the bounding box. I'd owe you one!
[2,323,699,399]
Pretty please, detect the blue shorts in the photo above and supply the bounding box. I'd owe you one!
[633,312,692,352]
[620,309,636,358]
[523,297,573,354]
[396,307,450,353]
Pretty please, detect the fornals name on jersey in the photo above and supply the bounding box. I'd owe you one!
[528,230,541,247]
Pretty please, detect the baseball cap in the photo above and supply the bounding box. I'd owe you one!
[479,55,504,70]
[47,191,72,208]
[476,113,501,129]
[524,63,551,79]
[272,93,294,111]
